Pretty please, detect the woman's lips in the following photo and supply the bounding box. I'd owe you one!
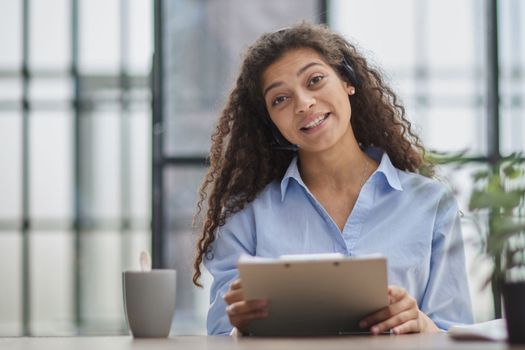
[300,113,330,133]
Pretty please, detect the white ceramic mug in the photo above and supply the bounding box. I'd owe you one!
[122,270,176,338]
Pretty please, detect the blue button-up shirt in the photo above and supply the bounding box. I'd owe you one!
[204,148,474,335]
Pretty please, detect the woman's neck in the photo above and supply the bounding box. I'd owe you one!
[298,133,375,192]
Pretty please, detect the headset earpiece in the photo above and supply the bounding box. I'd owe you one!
[340,57,359,87]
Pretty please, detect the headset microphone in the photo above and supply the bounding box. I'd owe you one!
[260,116,299,151]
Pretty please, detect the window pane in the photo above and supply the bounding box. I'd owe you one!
[0,113,22,220]
[29,0,70,70]
[121,230,151,272]
[329,0,416,69]
[0,232,22,335]
[29,77,73,103]
[80,230,126,334]
[30,231,74,335]
[128,0,152,75]
[500,0,525,154]
[163,0,320,156]
[164,166,209,334]
[80,109,121,221]
[0,0,22,69]
[0,79,22,103]
[129,110,151,222]
[330,0,487,157]
[79,0,120,73]
[427,0,480,69]
[422,76,486,155]
[129,81,150,108]
[501,47,525,155]
[428,76,481,106]
[392,76,415,106]
[501,104,525,154]
[424,0,485,155]
[421,107,486,154]
[29,111,73,222]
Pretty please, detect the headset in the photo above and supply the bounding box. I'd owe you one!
[262,56,359,151]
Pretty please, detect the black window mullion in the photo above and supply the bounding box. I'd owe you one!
[152,0,165,269]
[119,0,131,234]
[319,0,328,24]
[71,0,82,333]
[486,0,501,164]
[21,0,31,337]
[486,0,502,318]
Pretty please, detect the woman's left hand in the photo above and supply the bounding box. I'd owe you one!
[358,285,440,335]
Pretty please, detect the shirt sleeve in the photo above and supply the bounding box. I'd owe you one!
[419,190,475,330]
[203,206,257,335]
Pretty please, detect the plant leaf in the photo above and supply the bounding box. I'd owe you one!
[470,187,525,210]
[472,170,490,182]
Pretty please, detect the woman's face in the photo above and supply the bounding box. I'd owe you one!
[261,47,355,153]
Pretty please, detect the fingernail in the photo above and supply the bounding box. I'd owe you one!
[359,321,367,328]
[371,326,379,334]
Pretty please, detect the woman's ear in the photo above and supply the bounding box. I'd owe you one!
[344,82,356,96]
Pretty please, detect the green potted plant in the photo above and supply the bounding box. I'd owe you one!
[468,153,525,344]
[425,151,525,343]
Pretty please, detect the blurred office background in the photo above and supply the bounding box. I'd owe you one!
[0,0,523,336]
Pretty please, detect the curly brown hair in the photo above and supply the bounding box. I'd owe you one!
[192,22,433,286]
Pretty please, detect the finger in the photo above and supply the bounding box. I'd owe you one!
[223,289,244,305]
[226,299,268,317]
[359,296,416,329]
[387,285,407,303]
[231,309,269,330]
[391,319,420,335]
[230,279,242,290]
[370,309,419,334]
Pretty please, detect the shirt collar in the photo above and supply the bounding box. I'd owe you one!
[280,156,305,201]
[279,147,403,201]
[365,147,403,192]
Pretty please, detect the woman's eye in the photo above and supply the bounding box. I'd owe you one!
[308,75,324,87]
[272,95,288,106]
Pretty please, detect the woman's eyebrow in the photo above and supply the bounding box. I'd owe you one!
[263,81,283,98]
[263,62,323,98]
[296,62,322,77]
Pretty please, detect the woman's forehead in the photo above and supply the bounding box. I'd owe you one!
[261,48,329,87]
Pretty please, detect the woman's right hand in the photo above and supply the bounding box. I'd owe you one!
[223,279,268,333]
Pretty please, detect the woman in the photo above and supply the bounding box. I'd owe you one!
[193,22,473,336]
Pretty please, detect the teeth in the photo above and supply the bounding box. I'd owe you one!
[304,114,327,129]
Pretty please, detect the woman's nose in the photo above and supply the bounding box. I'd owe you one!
[294,91,316,115]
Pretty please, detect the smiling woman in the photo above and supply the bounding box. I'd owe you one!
[262,48,355,154]
[193,22,474,336]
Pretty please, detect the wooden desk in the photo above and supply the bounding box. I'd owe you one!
[0,333,523,350]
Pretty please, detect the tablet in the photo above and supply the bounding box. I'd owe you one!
[237,254,388,336]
